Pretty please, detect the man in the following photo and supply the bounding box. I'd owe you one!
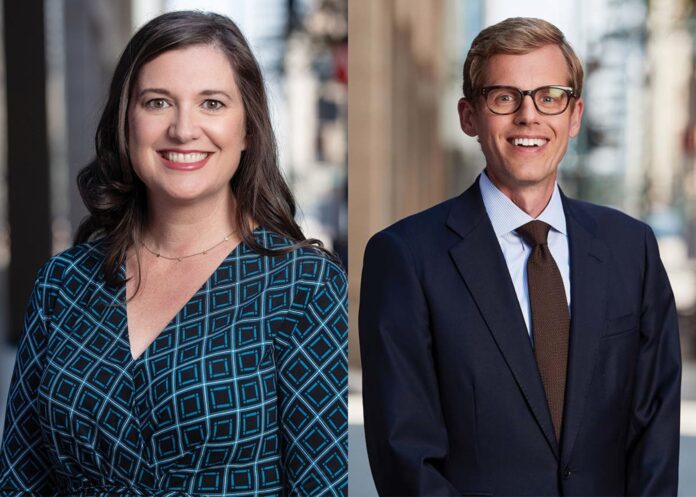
[359,17,681,496]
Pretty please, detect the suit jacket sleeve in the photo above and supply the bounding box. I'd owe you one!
[359,230,461,496]
[625,225,681,496]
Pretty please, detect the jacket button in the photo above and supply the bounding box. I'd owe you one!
[562,468,572,479]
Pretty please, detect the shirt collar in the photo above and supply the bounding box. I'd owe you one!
[479,170,567,237]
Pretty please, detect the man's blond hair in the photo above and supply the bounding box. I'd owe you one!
[463,17,583,100]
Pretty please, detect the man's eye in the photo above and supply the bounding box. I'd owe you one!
[538,88,565,104]
[202,99,224,111]
[145,98,170,109]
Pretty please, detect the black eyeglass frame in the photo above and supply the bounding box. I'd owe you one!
[479,85,578,116]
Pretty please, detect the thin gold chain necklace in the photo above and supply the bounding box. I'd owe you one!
[141,231,235,262]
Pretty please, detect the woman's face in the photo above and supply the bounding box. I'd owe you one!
[127,44,247,207]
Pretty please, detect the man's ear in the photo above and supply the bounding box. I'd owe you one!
[458,97,479,137]
[568,97,584,138]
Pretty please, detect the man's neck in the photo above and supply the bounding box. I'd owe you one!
[484,169,555,218]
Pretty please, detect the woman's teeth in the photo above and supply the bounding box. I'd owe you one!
[162,152,208,163]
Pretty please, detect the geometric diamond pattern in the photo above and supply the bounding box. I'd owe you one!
[0,228,348,496]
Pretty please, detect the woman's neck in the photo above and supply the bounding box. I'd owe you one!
[141,192,239,255]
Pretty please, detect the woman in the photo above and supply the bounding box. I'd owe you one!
[0,11,347,497]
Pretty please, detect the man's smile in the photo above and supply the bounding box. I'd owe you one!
[508,136,549,147]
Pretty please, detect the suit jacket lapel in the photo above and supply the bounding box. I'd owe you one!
[447,180,560,459]
[560,195,609,461]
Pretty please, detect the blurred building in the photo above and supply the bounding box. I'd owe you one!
[285,0,348,262]
[349,0,447,367]
[645,0,696,354]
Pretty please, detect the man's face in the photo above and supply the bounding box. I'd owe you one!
[458,44,583,199]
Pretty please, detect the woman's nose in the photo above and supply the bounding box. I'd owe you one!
[168,107,201,142]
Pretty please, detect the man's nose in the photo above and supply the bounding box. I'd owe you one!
[168,107,201,142]
[513,94,541,124]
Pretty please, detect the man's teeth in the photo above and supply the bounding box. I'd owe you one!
[512,138,546,147]
[163,152,208,163]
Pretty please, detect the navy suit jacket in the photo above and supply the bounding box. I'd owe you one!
[359,179,681,496]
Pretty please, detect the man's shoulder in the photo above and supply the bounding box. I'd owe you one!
[387,196,459,234]
[563,196,648,236]
[563,196,659,269]
[368,195,465,251]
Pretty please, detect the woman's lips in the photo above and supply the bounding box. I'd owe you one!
[158,151,211,170]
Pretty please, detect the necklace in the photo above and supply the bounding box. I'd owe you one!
[141,231,235,262]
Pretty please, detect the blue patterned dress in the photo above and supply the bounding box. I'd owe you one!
[0,228,348,496]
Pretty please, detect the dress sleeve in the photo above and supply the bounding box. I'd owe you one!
[0,266,55,496]
[276,256,348,496]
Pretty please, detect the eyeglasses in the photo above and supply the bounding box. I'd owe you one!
[480,85,577,115]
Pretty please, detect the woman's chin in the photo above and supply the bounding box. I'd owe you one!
[149,189,218,207]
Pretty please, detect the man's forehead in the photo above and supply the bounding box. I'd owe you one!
[482,45,572,86]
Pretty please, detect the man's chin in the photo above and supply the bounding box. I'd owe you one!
[486,167,557,193]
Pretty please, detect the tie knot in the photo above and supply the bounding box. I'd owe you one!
[516,220,551,246]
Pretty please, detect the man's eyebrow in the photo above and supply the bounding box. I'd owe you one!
[136,88,233,99]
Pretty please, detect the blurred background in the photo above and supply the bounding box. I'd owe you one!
[0,0,346,446]
[348,0,696,495]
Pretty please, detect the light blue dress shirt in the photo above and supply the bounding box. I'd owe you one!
[479,171,571,337]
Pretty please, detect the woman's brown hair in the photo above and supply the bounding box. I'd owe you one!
[75,10,324,287]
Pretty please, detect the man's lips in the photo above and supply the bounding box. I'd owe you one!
[158,150,212,170]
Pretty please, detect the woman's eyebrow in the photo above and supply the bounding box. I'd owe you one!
[199,89,233,99]
[136,87,172,98]
[136,88,232,99]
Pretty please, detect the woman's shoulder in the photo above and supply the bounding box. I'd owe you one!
[253,227,345,285]
[34,239,106,285]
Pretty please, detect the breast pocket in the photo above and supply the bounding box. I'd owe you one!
[602,312,637,340]
[596,312,640,406]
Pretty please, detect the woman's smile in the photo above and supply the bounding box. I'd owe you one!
[158,149,212,170]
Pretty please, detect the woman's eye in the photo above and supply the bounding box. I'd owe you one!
[145,98,170,109]
[202,99,224,111]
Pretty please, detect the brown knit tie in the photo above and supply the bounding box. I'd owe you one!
[516,220,569,442]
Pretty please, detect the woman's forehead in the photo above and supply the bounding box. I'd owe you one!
[132,45,239,95]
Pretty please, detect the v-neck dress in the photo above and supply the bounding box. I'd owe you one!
[0,228,348,496]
